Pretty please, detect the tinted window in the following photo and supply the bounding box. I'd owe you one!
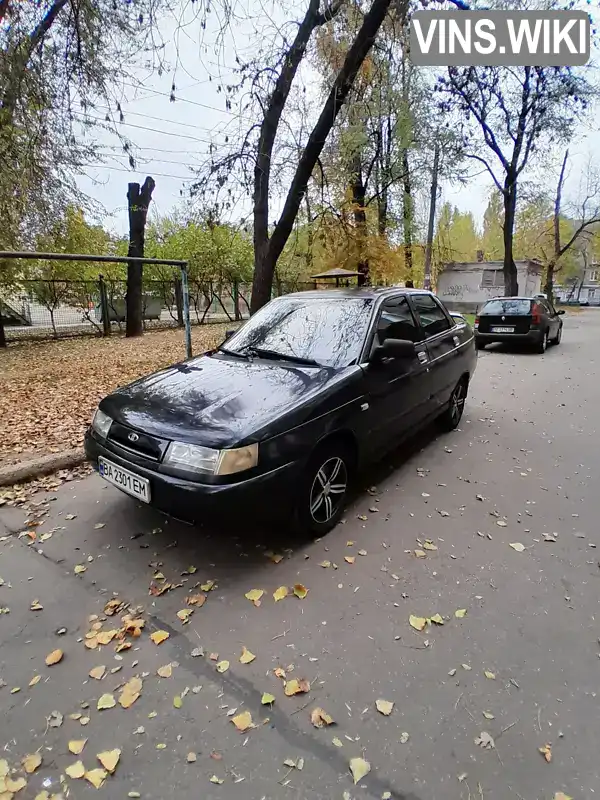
[375,296,420,345]
[482,299,532,315]
[411,295,452,337]
[226,296,374,368]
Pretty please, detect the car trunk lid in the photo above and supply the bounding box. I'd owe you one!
[478,299,534,334]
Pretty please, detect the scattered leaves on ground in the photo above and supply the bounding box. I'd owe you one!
[409,615,427,631]
[157,664,173,678]
[119,676,142,708]
[216,660,230,673]
[231,711,253,732]
[539,743,553,763]
[375,699,394,716]
[344,556,356,564]
[261,693,275,706]
[97,693,116,710]
[509,542,525,552]
[45,648,63,666]
[186,594,206,607]
[68,740,87,755]
[22,753,42,774]
[89,665,106,680]
[177,608,193,624]
[484,670,496,680]
[97,749,120,773]
[85,768,108,789]
[310,707,334,727]
[245,589,264,605]
[430,613,444,625]
[349,757,371,784]
[239,646,256,664]
[273,586,288,602]
[284,678,310,696]
[293,584,308,599]
[65,761,86,779]
[455,609,467,619]
[150,630,169,645]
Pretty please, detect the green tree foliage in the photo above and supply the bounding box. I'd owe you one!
[481,192,504,260]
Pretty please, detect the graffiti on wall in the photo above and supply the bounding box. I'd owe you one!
[444,283,470,298]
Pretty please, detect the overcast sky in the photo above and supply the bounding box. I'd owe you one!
[77,2,599,238]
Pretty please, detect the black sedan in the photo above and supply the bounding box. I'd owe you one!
[85,288,477,535]
[475,296,564,353]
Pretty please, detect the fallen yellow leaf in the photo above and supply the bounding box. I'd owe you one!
[332,737,343,747]
[554,794,573,800]
[274,667,286,679]
[150,630,169,645]
[0,759,7,778]
[216,660,230,673]
[74,565,87,574]
[68,740,87,755]
[455,609,467,619]
[210,775,224,784]
[409,615,427,631]
[30,599,43,611]
[239,646,256,664]
[187,752,197,763]
[430,613,444,625]
[261,693,275,705]
[173,695,183,709]
[119,676,143,709]
[22,752,42,774]
[5,776,27,792]
[245,589,264,603]
[28,675,41,687]
[65,761,86,779]
[157,664,173,678]
[423,541,438,551]
[310,707,334,727]
[45,649,63,666]
[273,586,288,602]
[177,608,193,623]
[293,584,308,599]
[414,549,427,558]
[89,666,105,680]
[344,556,356,564]
[319,560,331,568]
[349,756,371,784]
[509,542,525,552]
[96,630,117,646]
[539,743,552,763]
[375,699,394,716]
[97,749,121,773]
[186,593,206,607]
[200,580,216,592]
[97,693,116,710]
[85,768,107,789]
[231,710,253,732]
[484,670,496,680]
[284,678,310,696]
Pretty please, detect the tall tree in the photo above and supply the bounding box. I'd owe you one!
[437,63,592,295]
[126,177,155,338]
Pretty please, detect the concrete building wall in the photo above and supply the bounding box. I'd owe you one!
[437,264,541,312]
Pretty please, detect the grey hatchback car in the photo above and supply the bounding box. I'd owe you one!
[475,297,564,353]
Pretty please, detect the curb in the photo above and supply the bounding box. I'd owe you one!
[0,448,86,487]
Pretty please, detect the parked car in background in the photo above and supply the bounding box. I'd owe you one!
[475,296,564,353]
[85,288,477,535]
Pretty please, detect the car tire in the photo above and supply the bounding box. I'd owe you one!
[552,324,562,346]
[295,441,353,536]
[536,330,549,354]
[438,377,468,432]
[476,340,486,350]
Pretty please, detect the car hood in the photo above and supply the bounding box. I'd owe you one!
[101,352,346,449]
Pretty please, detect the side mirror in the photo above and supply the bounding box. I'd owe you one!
[371,338,416,363]
[224,329,236,341]
[557,309,565,315]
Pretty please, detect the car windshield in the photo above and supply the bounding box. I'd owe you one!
[224,296,374,368]
[482,299,532,315]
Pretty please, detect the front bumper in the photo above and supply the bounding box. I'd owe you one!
[475,329,542,345]
[84,431,301,522]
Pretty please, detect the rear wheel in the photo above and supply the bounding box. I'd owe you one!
[536,330,549,354]
[295,442,353,536]
[438,377,468,432]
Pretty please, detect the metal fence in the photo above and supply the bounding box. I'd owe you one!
[1,277,317,343]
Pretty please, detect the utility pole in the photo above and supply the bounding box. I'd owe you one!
[423,142,440,291]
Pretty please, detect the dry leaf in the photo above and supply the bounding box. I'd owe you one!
[65,761,86,779]
[261,692,275,705]
[474,731,495,749]
[173,695,183,709]
[554,794,573,800]
[344,556,356,564]
[97,693,116,710]
[273,586,288,602]
[5,776,27,792]
[187,752,197,763]
[210,775,224,784]
[239,647,256,664]
[414,549,427,558]
[103,598,123,616]
[455,609,467,619]
[310,707,334,727]
[200,579,216,592]
[284,678,310,696]
[157,664,173,679]
[293,584,308,599]
[186,594,206,607]
[423,541,438,551]
[150,630,169,645]
[245,589,264,603]
[97,749,121,773]
[497,520,507,527]
[539,743,552,763]
[119,676,143,708]
[319,560,331,568]
[274,667,286,679]
[483,711,495,720]
[409,615,427,631]
[48,710,63,727]
[177,609,193,624]
[266,551,284,564]
[22,753,42,774]
[68,740,87,755]
[399,731,409,744]
[115,642,132,653]
[29,675,41,687]
[45,648,63,666]
[89,665,106,680]
[358,549,367,556]
[30,599,43,611]
[375,699,394,716]
[349,757,371,784]
[216,660,230,673]
[85,768,107,789]
[332,737,343,747]
[231,710,253,732]
[484,670,496,680]
[430,613,444,625]
[96,630,117,646]
[509,542,525,552]
[74,565,87,574]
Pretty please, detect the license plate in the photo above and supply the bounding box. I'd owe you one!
[98,457,150,503]
[491,326,514,333]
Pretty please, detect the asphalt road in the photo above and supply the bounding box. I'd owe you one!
[1,311,599,800]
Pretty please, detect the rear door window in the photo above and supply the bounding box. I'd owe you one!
[482,299,532,315]
[411,294,453,337]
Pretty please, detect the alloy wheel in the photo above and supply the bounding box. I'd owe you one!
[450,381,466,427]
[309,456,348,525]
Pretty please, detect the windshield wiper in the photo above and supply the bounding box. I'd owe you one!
[217,346,250,360]
[245,346,320,367]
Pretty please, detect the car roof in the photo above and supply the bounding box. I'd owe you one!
[484,296,535,301]
[281,287,435,301]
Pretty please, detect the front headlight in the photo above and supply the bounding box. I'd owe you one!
[92,407,112,438]
[164,441,258,476]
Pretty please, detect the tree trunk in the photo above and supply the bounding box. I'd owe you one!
[351,155,369,285]
[545,149,569,303]
[402,148,413,280]
[502,176,519,296]
[0,305,6,348]
[423,143,440,291]
[126,176,155,338]
[305,193,313,274]
[250,0,399,313]
[544,261,557,300]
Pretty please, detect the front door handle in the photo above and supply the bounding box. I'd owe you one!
[453,336,460,347]
[417,351,428,364]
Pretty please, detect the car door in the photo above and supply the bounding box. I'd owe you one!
[541,299,560,337]
[360,295,432,454]
[409,293,459,411]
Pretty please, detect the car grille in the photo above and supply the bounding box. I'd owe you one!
[107,422,168,462]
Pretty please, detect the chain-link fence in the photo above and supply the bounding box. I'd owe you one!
[1,276,317,343]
